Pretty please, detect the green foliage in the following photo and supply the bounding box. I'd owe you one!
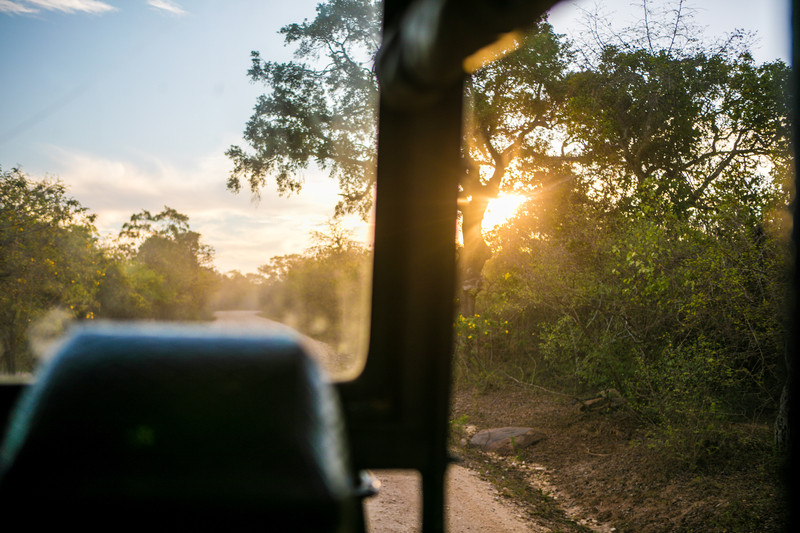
[105,207,217,320]
[564,37,790,219]
[259,220,371,361]
[95,259,155,319]
[448,414,470,445]
[454,313,516,391]
[466,177,791,460]
[453,7,792,471]
[226,0,381,218]
[0,167,101,373]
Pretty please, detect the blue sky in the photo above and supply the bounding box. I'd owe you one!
[0,0,791,273]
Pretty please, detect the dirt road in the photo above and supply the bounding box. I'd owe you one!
[212,310,293,330]
[365,467,545,532]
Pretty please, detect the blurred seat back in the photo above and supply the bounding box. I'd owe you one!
[0,323,355,531]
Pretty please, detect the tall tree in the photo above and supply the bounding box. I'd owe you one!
[0,168,100,373]
[226,0,571,313]
[564,44,790,219]
[562,0,791,220]
[460,22,570,312]
[226,0,381,219]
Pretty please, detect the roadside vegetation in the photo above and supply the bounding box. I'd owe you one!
[450,385,787,532]
[0,167,367,374]
[0,168,220,372]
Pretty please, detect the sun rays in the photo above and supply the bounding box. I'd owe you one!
[481,193,527,233]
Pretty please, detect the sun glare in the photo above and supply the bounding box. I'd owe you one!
[482,193,526,233]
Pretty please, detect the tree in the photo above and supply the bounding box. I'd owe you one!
[0,167,101,373]
[226,0,381,219]
[209,270,266,311]
[471,151,791,466]
[228,0,791,326]
[95,249,172,319]
[563,4,791,221]
[259,220,371,365]
[557,5,793,453]
[226,0,572,313]
[111,207,216,320]
[460,22,571,311]
[452,0,794,461]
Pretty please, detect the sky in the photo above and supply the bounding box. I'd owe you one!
[0,0,792,273]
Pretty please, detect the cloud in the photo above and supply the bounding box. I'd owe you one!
[146,0,185,16]
[43,147,366,273]
[0,1,37,14]
[0,0,187,17]
[14,0,116,14]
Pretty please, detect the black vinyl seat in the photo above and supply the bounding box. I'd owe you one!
[0,323,359,531]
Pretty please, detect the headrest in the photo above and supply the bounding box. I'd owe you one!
[0,323,352,529]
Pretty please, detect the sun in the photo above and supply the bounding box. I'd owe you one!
[481,193,526,233]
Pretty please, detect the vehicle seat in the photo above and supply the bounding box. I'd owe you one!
[0,323,359,531]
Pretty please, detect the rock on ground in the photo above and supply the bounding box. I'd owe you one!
[469,427,546,453]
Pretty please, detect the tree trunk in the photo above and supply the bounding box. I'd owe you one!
[457,148,505,316]
[775,347,792,452]
[775,380,789,451]
[459,194,492,316]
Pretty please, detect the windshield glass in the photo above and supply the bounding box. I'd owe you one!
[0,0,379,381]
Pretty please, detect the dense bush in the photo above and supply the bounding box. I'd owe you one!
[457,174,792,468]
[259,221,372,360]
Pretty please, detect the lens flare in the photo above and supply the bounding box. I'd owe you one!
[482,193,526,233]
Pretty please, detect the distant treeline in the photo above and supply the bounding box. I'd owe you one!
[0,167,370,374]
[215,220,372,361]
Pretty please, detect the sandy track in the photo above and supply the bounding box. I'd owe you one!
[365,467,544,532]
[212,310,346,373]
[212,310,293,329]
